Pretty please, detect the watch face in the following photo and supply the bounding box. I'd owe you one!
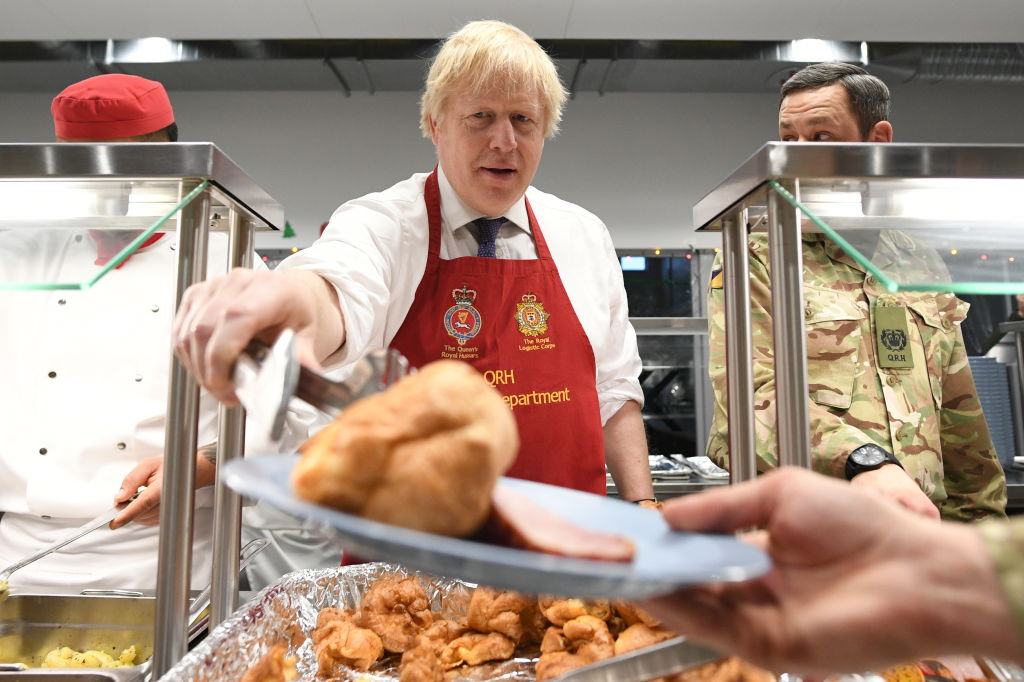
[854,446,886,467]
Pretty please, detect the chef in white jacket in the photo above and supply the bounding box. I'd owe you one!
[0,74,314,591]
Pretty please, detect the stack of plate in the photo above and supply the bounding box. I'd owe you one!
[968,356,1016,470]
[648,454,691,479]
[682,455,731,480]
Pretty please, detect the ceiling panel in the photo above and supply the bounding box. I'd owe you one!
[567,0,1024,42]
[0,2,75,40]
[304,0,574,39]
[3,0,1024,42]
[3,0,320,40]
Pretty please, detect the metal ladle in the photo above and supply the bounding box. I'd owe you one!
[0,489,143,597]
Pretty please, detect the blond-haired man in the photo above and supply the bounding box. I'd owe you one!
[173,21,654,502]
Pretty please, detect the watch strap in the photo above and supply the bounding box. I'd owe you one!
[844,445,902,481]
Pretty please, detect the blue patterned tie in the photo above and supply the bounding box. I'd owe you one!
[473,217,507,258]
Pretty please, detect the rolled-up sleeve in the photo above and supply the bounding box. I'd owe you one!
[277,194,427,370]
[595,231,643,424]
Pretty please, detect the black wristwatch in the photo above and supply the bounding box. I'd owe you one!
[844,444,903,481]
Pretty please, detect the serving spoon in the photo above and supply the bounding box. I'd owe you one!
[0,488,143,598]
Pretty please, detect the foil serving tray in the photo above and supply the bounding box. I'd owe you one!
[159,563,730,682]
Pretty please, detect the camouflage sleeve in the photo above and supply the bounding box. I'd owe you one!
[937,321,1008,521]
[707,242,869,478]
[976,518,1024,643]
[706,250,736,467]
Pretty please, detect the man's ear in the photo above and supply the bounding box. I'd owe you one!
[868,120,893,143]
[428,116,440,145]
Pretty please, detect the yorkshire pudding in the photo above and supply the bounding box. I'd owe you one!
[292,359,518,537]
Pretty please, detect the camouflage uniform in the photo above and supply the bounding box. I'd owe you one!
[707,231,1007,521]
[978,519,1024,641]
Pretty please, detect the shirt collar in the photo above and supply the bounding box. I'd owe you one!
[436,164,531,235]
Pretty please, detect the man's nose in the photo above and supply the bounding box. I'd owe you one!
[489,118,517,152]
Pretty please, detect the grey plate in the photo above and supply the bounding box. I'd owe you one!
[223,455,770,599]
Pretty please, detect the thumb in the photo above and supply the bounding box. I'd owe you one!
[114,461,158,504]
[110,485,158,530]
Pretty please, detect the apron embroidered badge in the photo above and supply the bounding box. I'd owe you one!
[444,285,482,345]
[515,291,549,337]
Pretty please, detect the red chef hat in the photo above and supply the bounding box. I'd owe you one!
[52,74,174,140]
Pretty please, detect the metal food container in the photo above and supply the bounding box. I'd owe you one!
[160,562,1024,682]
[161,563,544,681]
[0,593,153,681]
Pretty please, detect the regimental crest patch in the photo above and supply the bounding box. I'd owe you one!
[515,291,549,337]
[874,304,914,370]
[881,327,908,352]
[444,285,482,345]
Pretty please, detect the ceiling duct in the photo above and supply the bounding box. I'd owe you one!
[917,44,1024,82]
[871,43,1024,83]
[0,39,1020,93]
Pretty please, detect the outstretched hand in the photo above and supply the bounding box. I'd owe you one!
[639,468,1016,676]
[172,268,336,406]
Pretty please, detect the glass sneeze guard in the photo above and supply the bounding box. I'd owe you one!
[0,179,209,290]
[767,176,1024,295]
[0,142,283,291]
[695,142,1024,296]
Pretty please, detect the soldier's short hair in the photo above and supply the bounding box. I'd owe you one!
[780,63,890,140]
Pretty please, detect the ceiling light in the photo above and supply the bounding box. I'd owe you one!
[106,38,186,64]
[779,39,864,64]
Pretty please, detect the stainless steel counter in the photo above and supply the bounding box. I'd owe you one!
[607,476,727,500]
[612,469,1024,514]
[1005,469,1024,513]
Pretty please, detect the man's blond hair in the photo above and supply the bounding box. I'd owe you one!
[419,20,568,139]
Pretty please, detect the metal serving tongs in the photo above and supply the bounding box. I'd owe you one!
[0,488,144,598]
[550,637,722,682]
[233,328,413,440]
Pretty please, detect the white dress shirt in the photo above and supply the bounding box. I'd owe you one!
[280,166,643,423]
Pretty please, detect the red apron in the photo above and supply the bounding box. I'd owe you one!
[389,169,607,495]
